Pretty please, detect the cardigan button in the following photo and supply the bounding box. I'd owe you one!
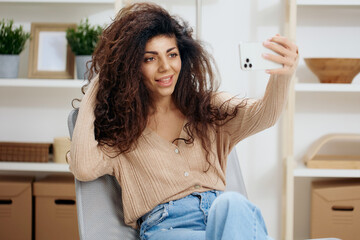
[184,172,189,177]
[194,184,201,189]
[174,148,179,154]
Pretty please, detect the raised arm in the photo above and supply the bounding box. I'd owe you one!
[220,34,299,147]
[67,77,114,181]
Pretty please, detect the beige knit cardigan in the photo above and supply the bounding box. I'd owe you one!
[68,73,292,229]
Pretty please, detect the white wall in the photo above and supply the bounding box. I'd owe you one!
[202,1,286,239]
[203,0,284,239]
[197,1,286,238]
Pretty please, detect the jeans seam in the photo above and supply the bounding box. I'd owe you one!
[201,197,208,225]
[198,192,213,225]
[253,207,257,240]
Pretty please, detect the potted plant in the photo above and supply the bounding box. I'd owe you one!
[0,19,30,78]
[66,18,102,80]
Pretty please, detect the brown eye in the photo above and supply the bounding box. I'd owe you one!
[169,53,178,58]
[144,57,155,62]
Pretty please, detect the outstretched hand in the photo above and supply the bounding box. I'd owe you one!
[262,34,299,76]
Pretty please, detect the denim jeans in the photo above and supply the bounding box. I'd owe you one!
[139,191,273,240]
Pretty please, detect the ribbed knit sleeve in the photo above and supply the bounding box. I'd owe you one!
[215,73,292,152]
[68,77,114,181]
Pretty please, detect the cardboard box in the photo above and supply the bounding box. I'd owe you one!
[311,179,360,240]
[33,175,79,240]
[0,176,33,240]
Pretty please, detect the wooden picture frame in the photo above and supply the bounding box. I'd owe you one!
[28,23,76,79]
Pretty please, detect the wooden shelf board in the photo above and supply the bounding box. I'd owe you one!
[294,163,360,178]
[295,83,360,92]
[297,0,360,6]
[0,162,70,172]
[0,79,86,88]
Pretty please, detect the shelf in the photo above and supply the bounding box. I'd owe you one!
[297,0,360,6]
[0,79,86,88]
[294,163,360,178]
[0,0,113,3]
[295,83,360,92]
[0,162,70,173]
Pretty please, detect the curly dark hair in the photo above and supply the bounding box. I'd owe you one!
[86,2,245,167]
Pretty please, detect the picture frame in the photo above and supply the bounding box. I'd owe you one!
[28,23,76,79]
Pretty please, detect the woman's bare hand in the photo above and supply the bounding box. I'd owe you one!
[262,34,299,76]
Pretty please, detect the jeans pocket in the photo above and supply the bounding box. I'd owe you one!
[140,204,169,240]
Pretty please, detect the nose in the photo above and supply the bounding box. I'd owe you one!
[158,58,170,72]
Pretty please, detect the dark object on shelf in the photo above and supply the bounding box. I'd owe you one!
[304,58,360,84]
[0,142,51,162]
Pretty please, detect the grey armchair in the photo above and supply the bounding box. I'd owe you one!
[67,108,248,240]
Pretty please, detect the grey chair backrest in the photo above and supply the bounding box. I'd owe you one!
[68,108,247,240]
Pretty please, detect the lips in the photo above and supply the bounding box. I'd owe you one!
[155,75,173,87]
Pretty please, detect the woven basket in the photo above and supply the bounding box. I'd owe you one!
[0,142,51,162]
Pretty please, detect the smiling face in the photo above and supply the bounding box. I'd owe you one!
[141,35,182,102]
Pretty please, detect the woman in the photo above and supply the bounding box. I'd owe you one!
[68,2,298,240]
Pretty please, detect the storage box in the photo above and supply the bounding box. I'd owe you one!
[0,176,33,240]
[33,175,79,240]
[311,179,360,240]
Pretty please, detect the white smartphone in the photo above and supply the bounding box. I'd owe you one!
[239,42,282,71]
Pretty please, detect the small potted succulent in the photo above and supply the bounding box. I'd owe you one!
[0,19,30,78]
[66,18,102,80]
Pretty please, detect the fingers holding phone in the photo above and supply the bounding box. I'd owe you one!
[262,34,299,75]
[239,42,282,71]
[239,34,299,75]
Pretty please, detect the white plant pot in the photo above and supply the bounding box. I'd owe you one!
[0,54,20,78]
[76,55,92,80]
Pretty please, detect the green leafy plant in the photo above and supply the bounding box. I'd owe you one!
[0,19,30,55]
[66,18,103,56]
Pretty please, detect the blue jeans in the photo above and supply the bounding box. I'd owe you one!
[139,191,273,240]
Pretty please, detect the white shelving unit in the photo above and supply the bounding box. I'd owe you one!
[0,162,70,173]
[295,83,360,93]
[0,1,120,176]
[294,163,360,178]
[297,0,360,6]
[283,1,360,240]
[0,79,86,88]
[0,0,114,3]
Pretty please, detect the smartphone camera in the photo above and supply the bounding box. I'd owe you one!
[243,58,253,69]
